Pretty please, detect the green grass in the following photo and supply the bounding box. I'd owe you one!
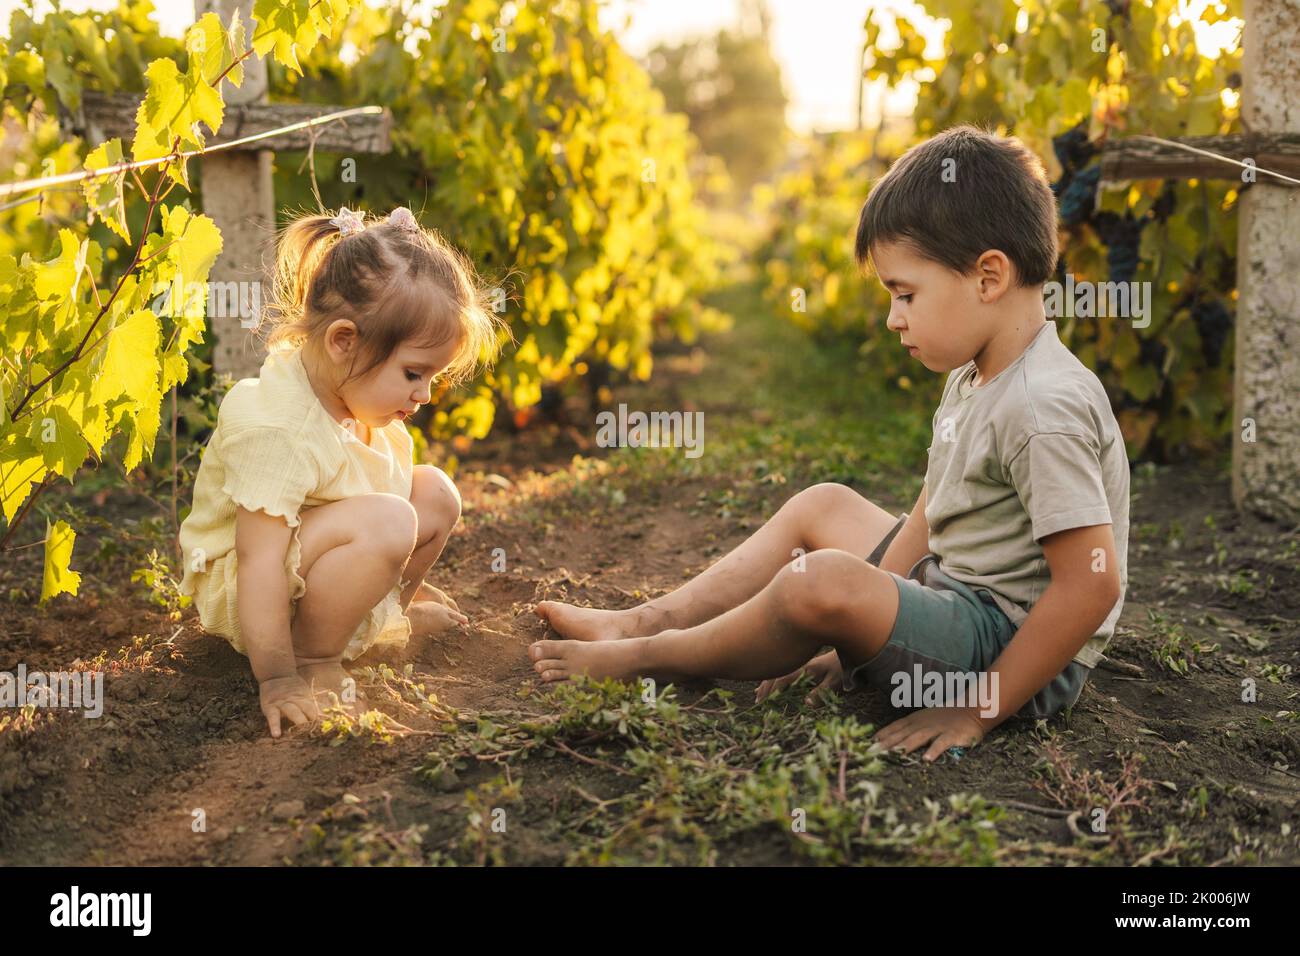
[303,676,1008,867]
[632,280,934,495]
[482,280,935,534]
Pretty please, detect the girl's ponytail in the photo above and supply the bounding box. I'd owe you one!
[262,213,345,353]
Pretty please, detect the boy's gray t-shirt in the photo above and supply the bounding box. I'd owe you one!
[923,320,1130,668]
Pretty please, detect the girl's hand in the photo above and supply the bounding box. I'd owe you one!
[259,674,320,739]
[875,708,987,762]
[755,650,843,705]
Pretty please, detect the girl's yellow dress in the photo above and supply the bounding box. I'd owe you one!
[178,346,414,661]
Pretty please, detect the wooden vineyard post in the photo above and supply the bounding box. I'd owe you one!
[1231,0,1300,522]
[1098,0,1300,522]
[193,0,274,381]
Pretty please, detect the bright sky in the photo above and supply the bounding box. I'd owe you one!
[1,0,1244,134]
[605,0,876,133]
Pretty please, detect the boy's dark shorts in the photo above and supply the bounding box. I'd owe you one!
[839,512,1091,720]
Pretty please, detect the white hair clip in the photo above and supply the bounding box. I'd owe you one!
[388,206,420,233]
[329,206,365,238]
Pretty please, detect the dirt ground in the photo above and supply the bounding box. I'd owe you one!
[2,304,1297,866]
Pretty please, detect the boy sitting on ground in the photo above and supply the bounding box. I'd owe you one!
[530,125,1130,762]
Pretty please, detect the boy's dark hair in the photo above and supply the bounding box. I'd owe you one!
[854,125,1058,287]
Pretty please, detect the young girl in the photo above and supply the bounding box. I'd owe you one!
[179,206,503,739]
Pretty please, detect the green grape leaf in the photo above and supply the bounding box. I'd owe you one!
[67,15,117,89]
[41,21,79,109]
[2,290,41,356]
[187,11,243,90]
[27,405,88,478]
[0,255,21,355]
[125,379,164,471]
[5,49,44,94]
[1059,77,1091,125]
[82,139,130,242]
[224,7,247,88]
[52,365,110,459]
[89,308,161,410]
[161,351,192,392]
[0,434,45,523]
[252,0,322,74]
[166,206,223,290]
[1122,361,1161,402]
[40,518,82,605]
[33,229,88,302]
[132,53,223,187]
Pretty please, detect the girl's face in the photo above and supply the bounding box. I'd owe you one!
[314,321,462,429]
[342,338,461,428]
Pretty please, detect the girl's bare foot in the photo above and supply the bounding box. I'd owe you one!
[297,660,364,711]
[534,602,653,641]
[408,599,468,637]
[528,635,650,682]
[415,581,460,612]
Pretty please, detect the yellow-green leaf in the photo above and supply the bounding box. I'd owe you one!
[165,207,223,290]
[34,230,88,302]
[41,23,79,109]
[0,436,45,523]
[90,309,161,408]
[82,139,130,242]
[40,518,81,605]
[27,405,88,478]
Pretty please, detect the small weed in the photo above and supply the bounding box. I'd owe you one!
[1258,663,1293,685]
[0,704,56,737]
[1146,610,1219,675]
[352,663,457,721]
[131,550,192,619]
[75,631,182,675]
[1033,738,1154,853]
[317,704,407,746]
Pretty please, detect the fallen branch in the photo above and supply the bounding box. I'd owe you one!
[1066,810,1112,844]
[1098,657,1146,677]
[546,739,633,777]
[995,799,1073,819]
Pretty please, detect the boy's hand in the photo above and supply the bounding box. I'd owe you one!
[755,650,843,705]
[259,674,320,739]
[875,708,986,762]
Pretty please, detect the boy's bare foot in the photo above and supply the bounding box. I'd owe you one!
[408,599,468,637]
[297,660,364,711]
[529,636,649,682]
[534,602,650,642]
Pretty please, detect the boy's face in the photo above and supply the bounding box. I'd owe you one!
[870,240,994,374]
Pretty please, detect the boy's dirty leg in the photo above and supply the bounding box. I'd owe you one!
[536,482,900,641]
[530,549,900,684]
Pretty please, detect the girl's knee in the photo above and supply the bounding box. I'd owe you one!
[359,493,419,561]
[413,465,461,535]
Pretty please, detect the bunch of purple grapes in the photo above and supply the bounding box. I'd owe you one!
[1190,296,1232,367]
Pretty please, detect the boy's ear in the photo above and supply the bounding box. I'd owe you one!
[974,250,1014,300]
